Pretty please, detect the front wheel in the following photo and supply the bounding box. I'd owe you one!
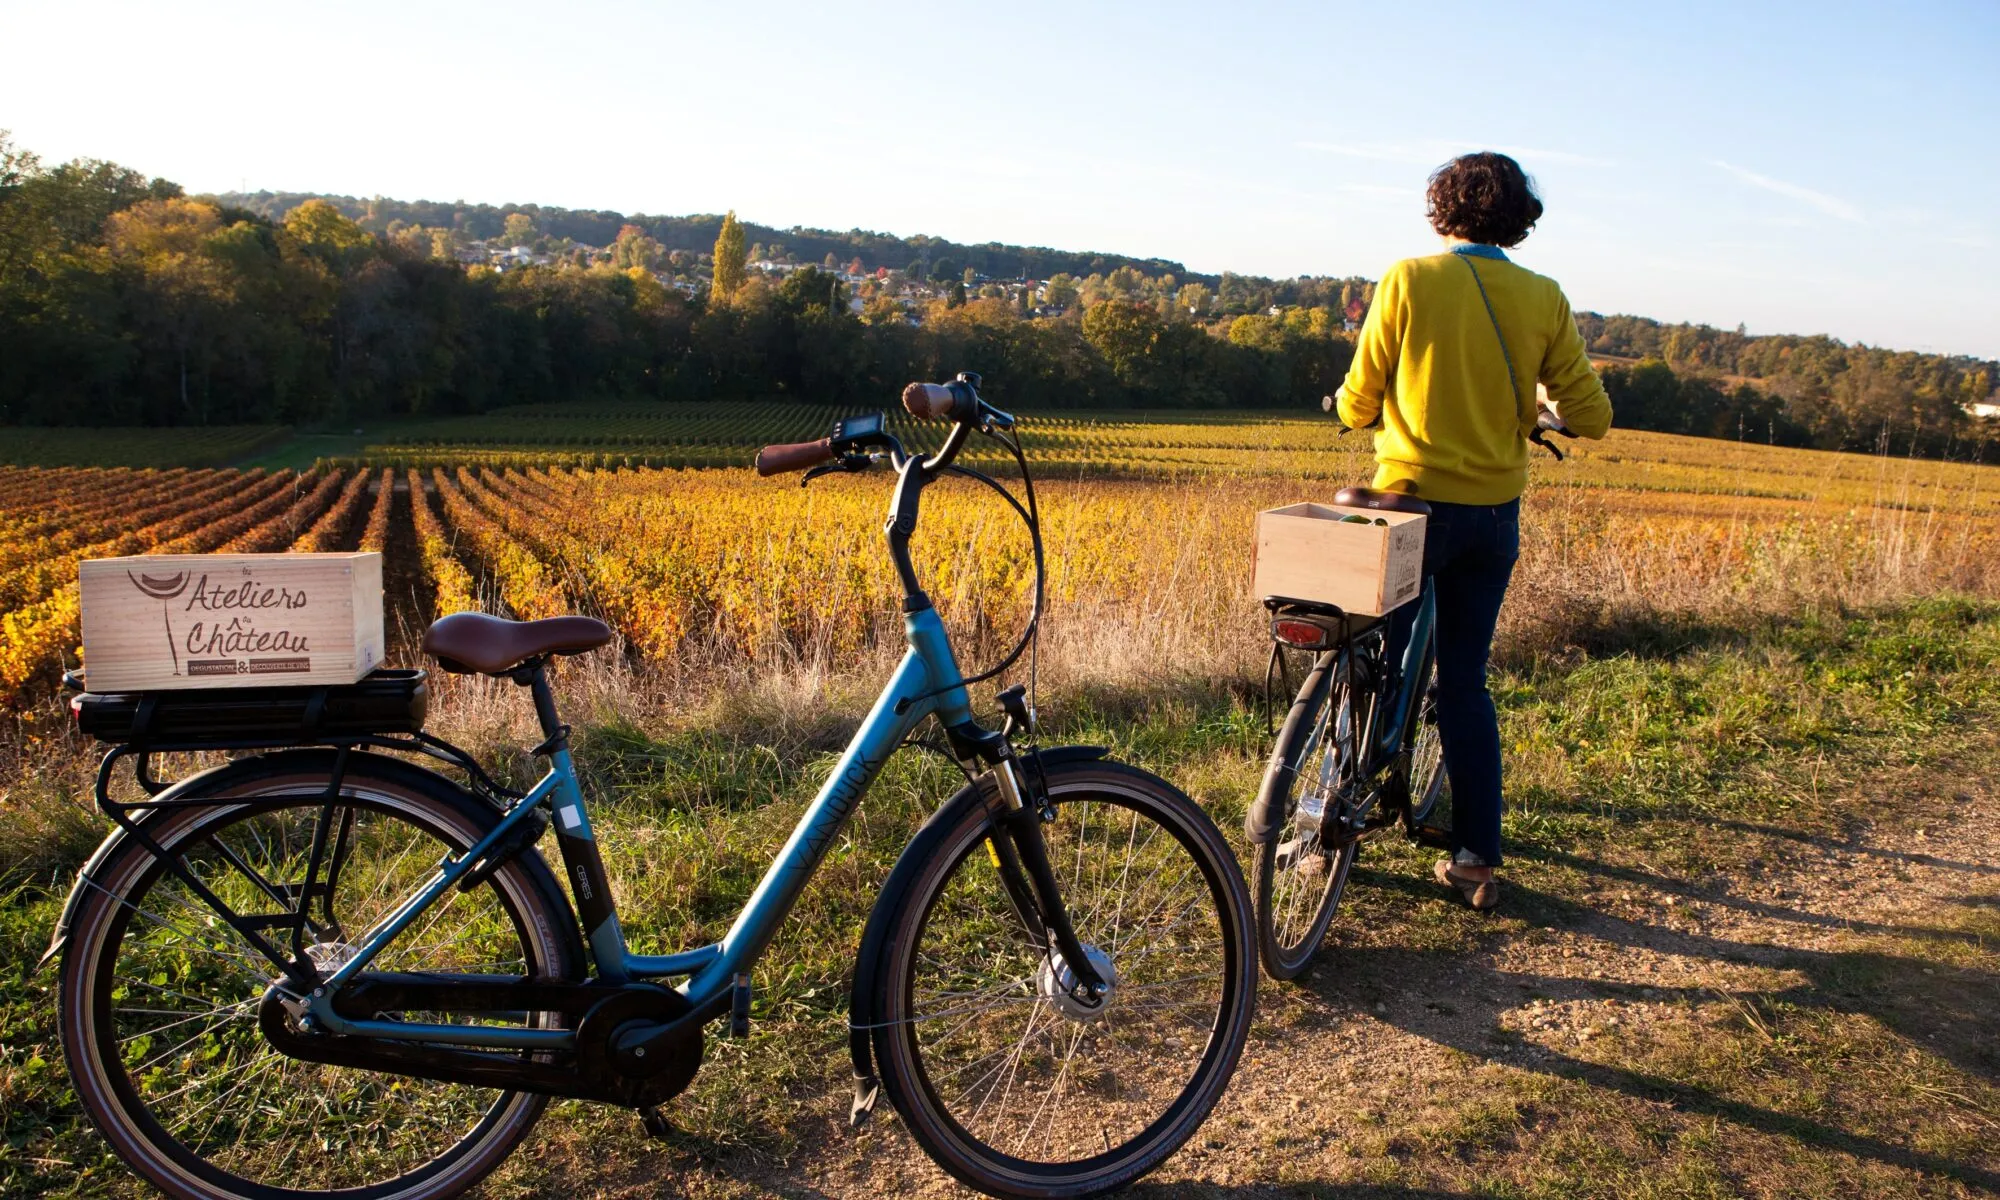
[1403,662,1448,836]
[867,758,1256,1198]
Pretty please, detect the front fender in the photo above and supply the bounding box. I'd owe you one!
[845,744,1106,1123]
[35,749,506,974]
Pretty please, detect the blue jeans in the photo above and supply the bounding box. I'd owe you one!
[1386,498,1520,867]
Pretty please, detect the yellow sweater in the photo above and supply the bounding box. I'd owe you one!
[1335,250,1613,505]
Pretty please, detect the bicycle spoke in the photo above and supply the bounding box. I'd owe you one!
[80,794,548,1194]
[903,789,1235,1169]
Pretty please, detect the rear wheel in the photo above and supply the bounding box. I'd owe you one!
[1252,649,1372,979]
[868,759,1256,1198]
[57,758,578,1200]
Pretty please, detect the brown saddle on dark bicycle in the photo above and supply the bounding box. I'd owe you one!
[422,612,613,675]
[1333,486,1433,517]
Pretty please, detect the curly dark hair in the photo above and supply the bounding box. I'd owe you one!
[1425,152,1544,248]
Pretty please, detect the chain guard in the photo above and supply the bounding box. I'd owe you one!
[258,977,704,1108]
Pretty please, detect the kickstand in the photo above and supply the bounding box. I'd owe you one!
[637,1106,673,1141]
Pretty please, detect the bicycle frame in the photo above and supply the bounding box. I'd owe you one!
[303,604,976,1051]
[1308,580,1436,804]
[1376,580,1437,763]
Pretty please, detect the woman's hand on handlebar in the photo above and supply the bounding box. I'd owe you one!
[1535,406,1577,438]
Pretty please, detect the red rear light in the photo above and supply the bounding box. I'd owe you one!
[1273,619,1327,649]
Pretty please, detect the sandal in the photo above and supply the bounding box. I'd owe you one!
[1434,858,1500,911]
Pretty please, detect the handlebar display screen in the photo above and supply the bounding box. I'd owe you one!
[836,412,884,441]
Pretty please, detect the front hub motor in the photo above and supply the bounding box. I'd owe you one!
[1036,943,1117,1022]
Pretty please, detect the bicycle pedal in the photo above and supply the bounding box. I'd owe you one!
[1408,820,1453,850]
[637,1106,674,1141]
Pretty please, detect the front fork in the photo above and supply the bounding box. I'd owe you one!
[984,755,1108,1005]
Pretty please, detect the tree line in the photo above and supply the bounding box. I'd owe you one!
[2,134,1992,460]
[216,190,1208,291]
[1580,314,1994,457]
[0,136,1362,425]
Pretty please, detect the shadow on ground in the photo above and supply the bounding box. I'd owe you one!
[1285,850,2000,1194]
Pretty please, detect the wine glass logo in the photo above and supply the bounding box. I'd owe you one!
[128,570,192,675]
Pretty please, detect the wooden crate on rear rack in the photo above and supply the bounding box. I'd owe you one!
[1252,503,1427,616]
[78,553,384,692]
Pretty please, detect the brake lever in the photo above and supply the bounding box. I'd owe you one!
[801,454,871,487]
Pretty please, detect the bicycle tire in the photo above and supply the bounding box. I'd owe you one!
[1252,649,1365,979]
[1402,654,1447,835]
[57,753,581,1200]
[865,758,1256,1198]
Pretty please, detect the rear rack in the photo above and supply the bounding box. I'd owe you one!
[1260,595,1384,735]
[69,667,521,812]
[63,669,526,989]
[72,668,430,746]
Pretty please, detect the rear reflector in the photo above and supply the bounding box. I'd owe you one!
[1273,619,1328,649]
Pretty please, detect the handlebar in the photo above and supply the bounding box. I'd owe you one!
[904,373,1015,430]
[903,382,963,421]
[753,437,835,477]
[747,371,1046,715]
[752,373,1015,482]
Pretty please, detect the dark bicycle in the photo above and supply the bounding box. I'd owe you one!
[42,376,1257,1200]
[1243,484,1449,979]
[1246,401,1577,978]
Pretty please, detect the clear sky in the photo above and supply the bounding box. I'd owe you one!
[3,0,1994,358]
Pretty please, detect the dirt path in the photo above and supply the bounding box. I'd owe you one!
[518,734,2000,1199]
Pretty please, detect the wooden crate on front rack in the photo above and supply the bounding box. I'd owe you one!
[78,552,384,693]
[1252,503,1427,616]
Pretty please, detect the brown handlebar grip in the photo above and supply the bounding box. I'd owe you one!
[901,382,956,420]
[754,438,835,476]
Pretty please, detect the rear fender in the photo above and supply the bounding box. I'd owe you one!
[35,749,516,974]
[845,744,1107,1124]
[1246,653,1337,844]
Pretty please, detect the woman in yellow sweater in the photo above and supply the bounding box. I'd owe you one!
[1335,152,1612,910]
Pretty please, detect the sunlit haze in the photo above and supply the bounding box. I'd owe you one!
[3,0,1994,357]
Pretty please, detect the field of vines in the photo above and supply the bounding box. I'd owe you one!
[0,425,291,468]
[346,403,2000,511]
[2,410,1996,708]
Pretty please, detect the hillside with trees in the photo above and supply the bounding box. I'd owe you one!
[216,191,1210,291]
[2,134,1992,459]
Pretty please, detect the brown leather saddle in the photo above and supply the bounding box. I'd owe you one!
[1334,485,1433,517]
[421,611,613,676]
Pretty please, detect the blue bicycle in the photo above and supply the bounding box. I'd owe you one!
[46,377,1257,1200]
